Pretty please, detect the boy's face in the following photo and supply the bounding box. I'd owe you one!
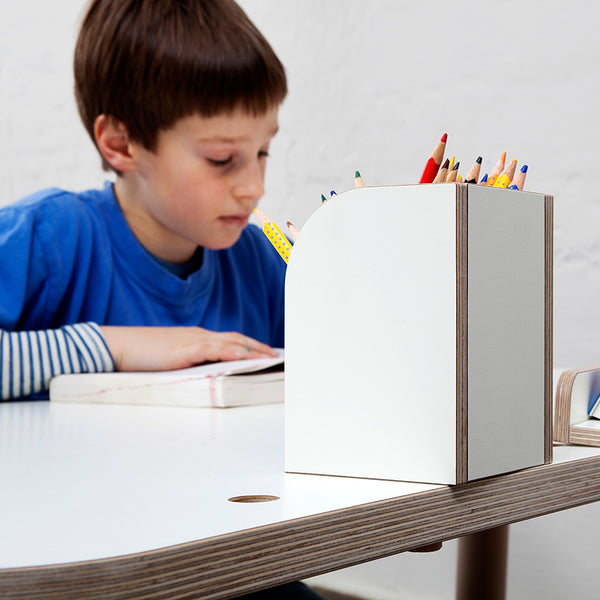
[119,106,279,262]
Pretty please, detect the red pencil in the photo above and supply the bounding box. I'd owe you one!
[419,133,448,183]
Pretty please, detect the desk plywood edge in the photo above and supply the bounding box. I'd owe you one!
[456,184,468,484]
[545,194,553,461]
[554,369,579,443]
[3,454,600,600]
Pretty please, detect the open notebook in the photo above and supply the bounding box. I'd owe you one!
[50,351,284,408]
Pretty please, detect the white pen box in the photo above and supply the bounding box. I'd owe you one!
[284,183,553,485]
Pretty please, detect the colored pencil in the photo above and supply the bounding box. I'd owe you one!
[286,221,300,242]
[433,158,450,183]
[465,156,483,184]
[478,173,489,185]
[493,158,518,188]
[355,171,365,188]
[508,165,528,190]
[321,194,327,203]
[487,151,506,186]
[419,133,448,183]
[254,208,292,263]
[446,161,460,183]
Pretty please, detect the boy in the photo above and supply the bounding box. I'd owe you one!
[0,0,287,401]
[1,1,327,599]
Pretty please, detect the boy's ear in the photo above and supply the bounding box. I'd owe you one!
[94,115,135,173]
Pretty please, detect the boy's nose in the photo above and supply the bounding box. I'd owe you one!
[232,164,264,204]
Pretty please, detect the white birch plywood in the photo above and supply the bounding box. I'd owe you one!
[569,371,598,425]
[466,186,547,479]
[0,401,438,569]
[0,401,598,600]
[285,184,551,485]
[285,185,459,483]
[554,366,600,446]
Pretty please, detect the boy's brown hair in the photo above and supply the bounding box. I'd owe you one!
[74,0,287,169]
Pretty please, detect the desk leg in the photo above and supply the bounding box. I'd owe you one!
[455,525,509,600]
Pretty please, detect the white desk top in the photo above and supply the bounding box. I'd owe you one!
[0,401,440,569]
[3,400,600,600]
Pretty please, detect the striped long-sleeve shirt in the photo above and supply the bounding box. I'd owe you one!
[0,323,114,400]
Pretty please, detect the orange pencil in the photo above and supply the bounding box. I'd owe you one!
[493,158,518,188]
[433,158,450,183]
[419,133,448,183]
[486,152,506,186]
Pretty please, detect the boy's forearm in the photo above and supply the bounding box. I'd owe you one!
[0,323,115,400]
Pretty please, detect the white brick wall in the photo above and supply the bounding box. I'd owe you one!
[2,1,600,597]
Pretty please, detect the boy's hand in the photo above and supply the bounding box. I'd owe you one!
[101,326,279,372]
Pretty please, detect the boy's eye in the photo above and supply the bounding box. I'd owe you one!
[207,156,233,167]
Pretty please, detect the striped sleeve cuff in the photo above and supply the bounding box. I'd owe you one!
[1,323,115,400]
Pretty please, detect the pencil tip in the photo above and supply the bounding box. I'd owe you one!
[441,133,448,143]
[330,190,337,197]
[452,162,460,170]
[501,151,507,162]
[321,194,327,203]
[521,165,528,173]
[480,173,489,183]
[476,156,482,163]
[355,171,361,178]
[254,208,267,227]
[441,158,450,168]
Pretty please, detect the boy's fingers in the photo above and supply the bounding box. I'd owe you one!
[197,332,277,362]
[220,332,278,357]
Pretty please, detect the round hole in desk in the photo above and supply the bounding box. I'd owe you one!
[228,495,280,503]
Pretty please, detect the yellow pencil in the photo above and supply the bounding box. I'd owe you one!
[254,209,292,263]
[493,158,518,188]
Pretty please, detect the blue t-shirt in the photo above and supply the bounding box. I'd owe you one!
[0,183,286,347]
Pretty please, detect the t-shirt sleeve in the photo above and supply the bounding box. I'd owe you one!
[0,203,51,329]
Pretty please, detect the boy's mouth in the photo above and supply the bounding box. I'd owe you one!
[218,214,250,227]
